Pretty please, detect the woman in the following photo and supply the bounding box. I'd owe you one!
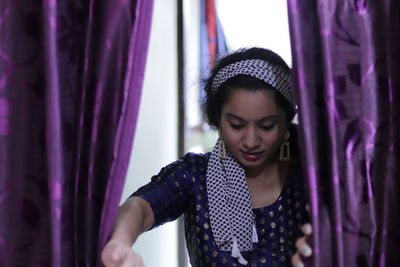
[101,47,312,266]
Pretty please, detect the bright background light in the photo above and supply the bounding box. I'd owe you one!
[216,0,292,66]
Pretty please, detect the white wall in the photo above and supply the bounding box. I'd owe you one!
[121,0,178,266]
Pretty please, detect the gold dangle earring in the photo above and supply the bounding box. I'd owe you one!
[279,131,290,161]
[218,130,227,159]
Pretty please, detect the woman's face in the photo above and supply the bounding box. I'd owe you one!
[220,88,288,175]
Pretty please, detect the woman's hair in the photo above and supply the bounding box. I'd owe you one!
[202,47,295,128]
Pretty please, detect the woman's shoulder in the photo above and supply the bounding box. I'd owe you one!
[180,152,211,168]
[160,152,210,171]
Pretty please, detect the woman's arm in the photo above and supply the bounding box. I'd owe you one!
[101,197,155,267]
[110,196,155,245]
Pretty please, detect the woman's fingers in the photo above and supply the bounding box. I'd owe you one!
[291,251,304,267]
[121,250,144,267]
[298,223,312,256]
[291,222,313,266]
[295,235,312,257]
[102,241,144,267]
[301,223,312,236]
[291,236,312,267]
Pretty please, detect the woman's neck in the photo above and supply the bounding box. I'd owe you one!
[246,160,290,208]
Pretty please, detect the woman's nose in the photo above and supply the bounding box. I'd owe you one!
[243,130,260,150]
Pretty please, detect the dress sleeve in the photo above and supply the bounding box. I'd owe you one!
[130,153,208,229]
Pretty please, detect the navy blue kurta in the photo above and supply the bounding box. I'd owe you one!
[132,153,308,266]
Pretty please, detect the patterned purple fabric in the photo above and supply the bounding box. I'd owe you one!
[0,0,153,266]
[287,1,400,266]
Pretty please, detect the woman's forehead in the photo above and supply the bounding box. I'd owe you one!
[222,89,284,118]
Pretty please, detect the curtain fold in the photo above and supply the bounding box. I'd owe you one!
[0,0,153,266]
[287,1,400,266]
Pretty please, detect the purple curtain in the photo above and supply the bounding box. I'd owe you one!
[287,1,400,266]
[0,0,153,266]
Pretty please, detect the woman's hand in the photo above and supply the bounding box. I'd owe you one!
[291,223,312,267]
[101,240,144,267]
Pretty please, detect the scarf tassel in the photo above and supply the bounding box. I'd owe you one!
[231,237,248,265]
[252,223,259,243]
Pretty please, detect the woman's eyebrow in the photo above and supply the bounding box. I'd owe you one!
[259,115,280,122]
[225,113,280,122]
[225,113,244,121]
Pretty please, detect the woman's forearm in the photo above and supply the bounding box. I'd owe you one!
[108,196,155,246]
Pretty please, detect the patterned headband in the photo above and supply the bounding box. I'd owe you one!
[211,59,295,109]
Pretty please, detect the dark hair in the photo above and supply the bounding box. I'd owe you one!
[202,47,295,128]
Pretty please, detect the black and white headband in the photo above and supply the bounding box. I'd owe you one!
[211,59,295,109]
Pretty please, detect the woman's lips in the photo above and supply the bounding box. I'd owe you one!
[241,151,262,161]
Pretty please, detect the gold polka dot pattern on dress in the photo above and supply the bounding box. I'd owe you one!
[269,232,275,238]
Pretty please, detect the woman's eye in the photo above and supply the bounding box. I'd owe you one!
[230,124,243,129]
[261,125,275,131]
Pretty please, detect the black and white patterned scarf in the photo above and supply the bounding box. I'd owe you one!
[211,59,294,109]
[206,138,258,265]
